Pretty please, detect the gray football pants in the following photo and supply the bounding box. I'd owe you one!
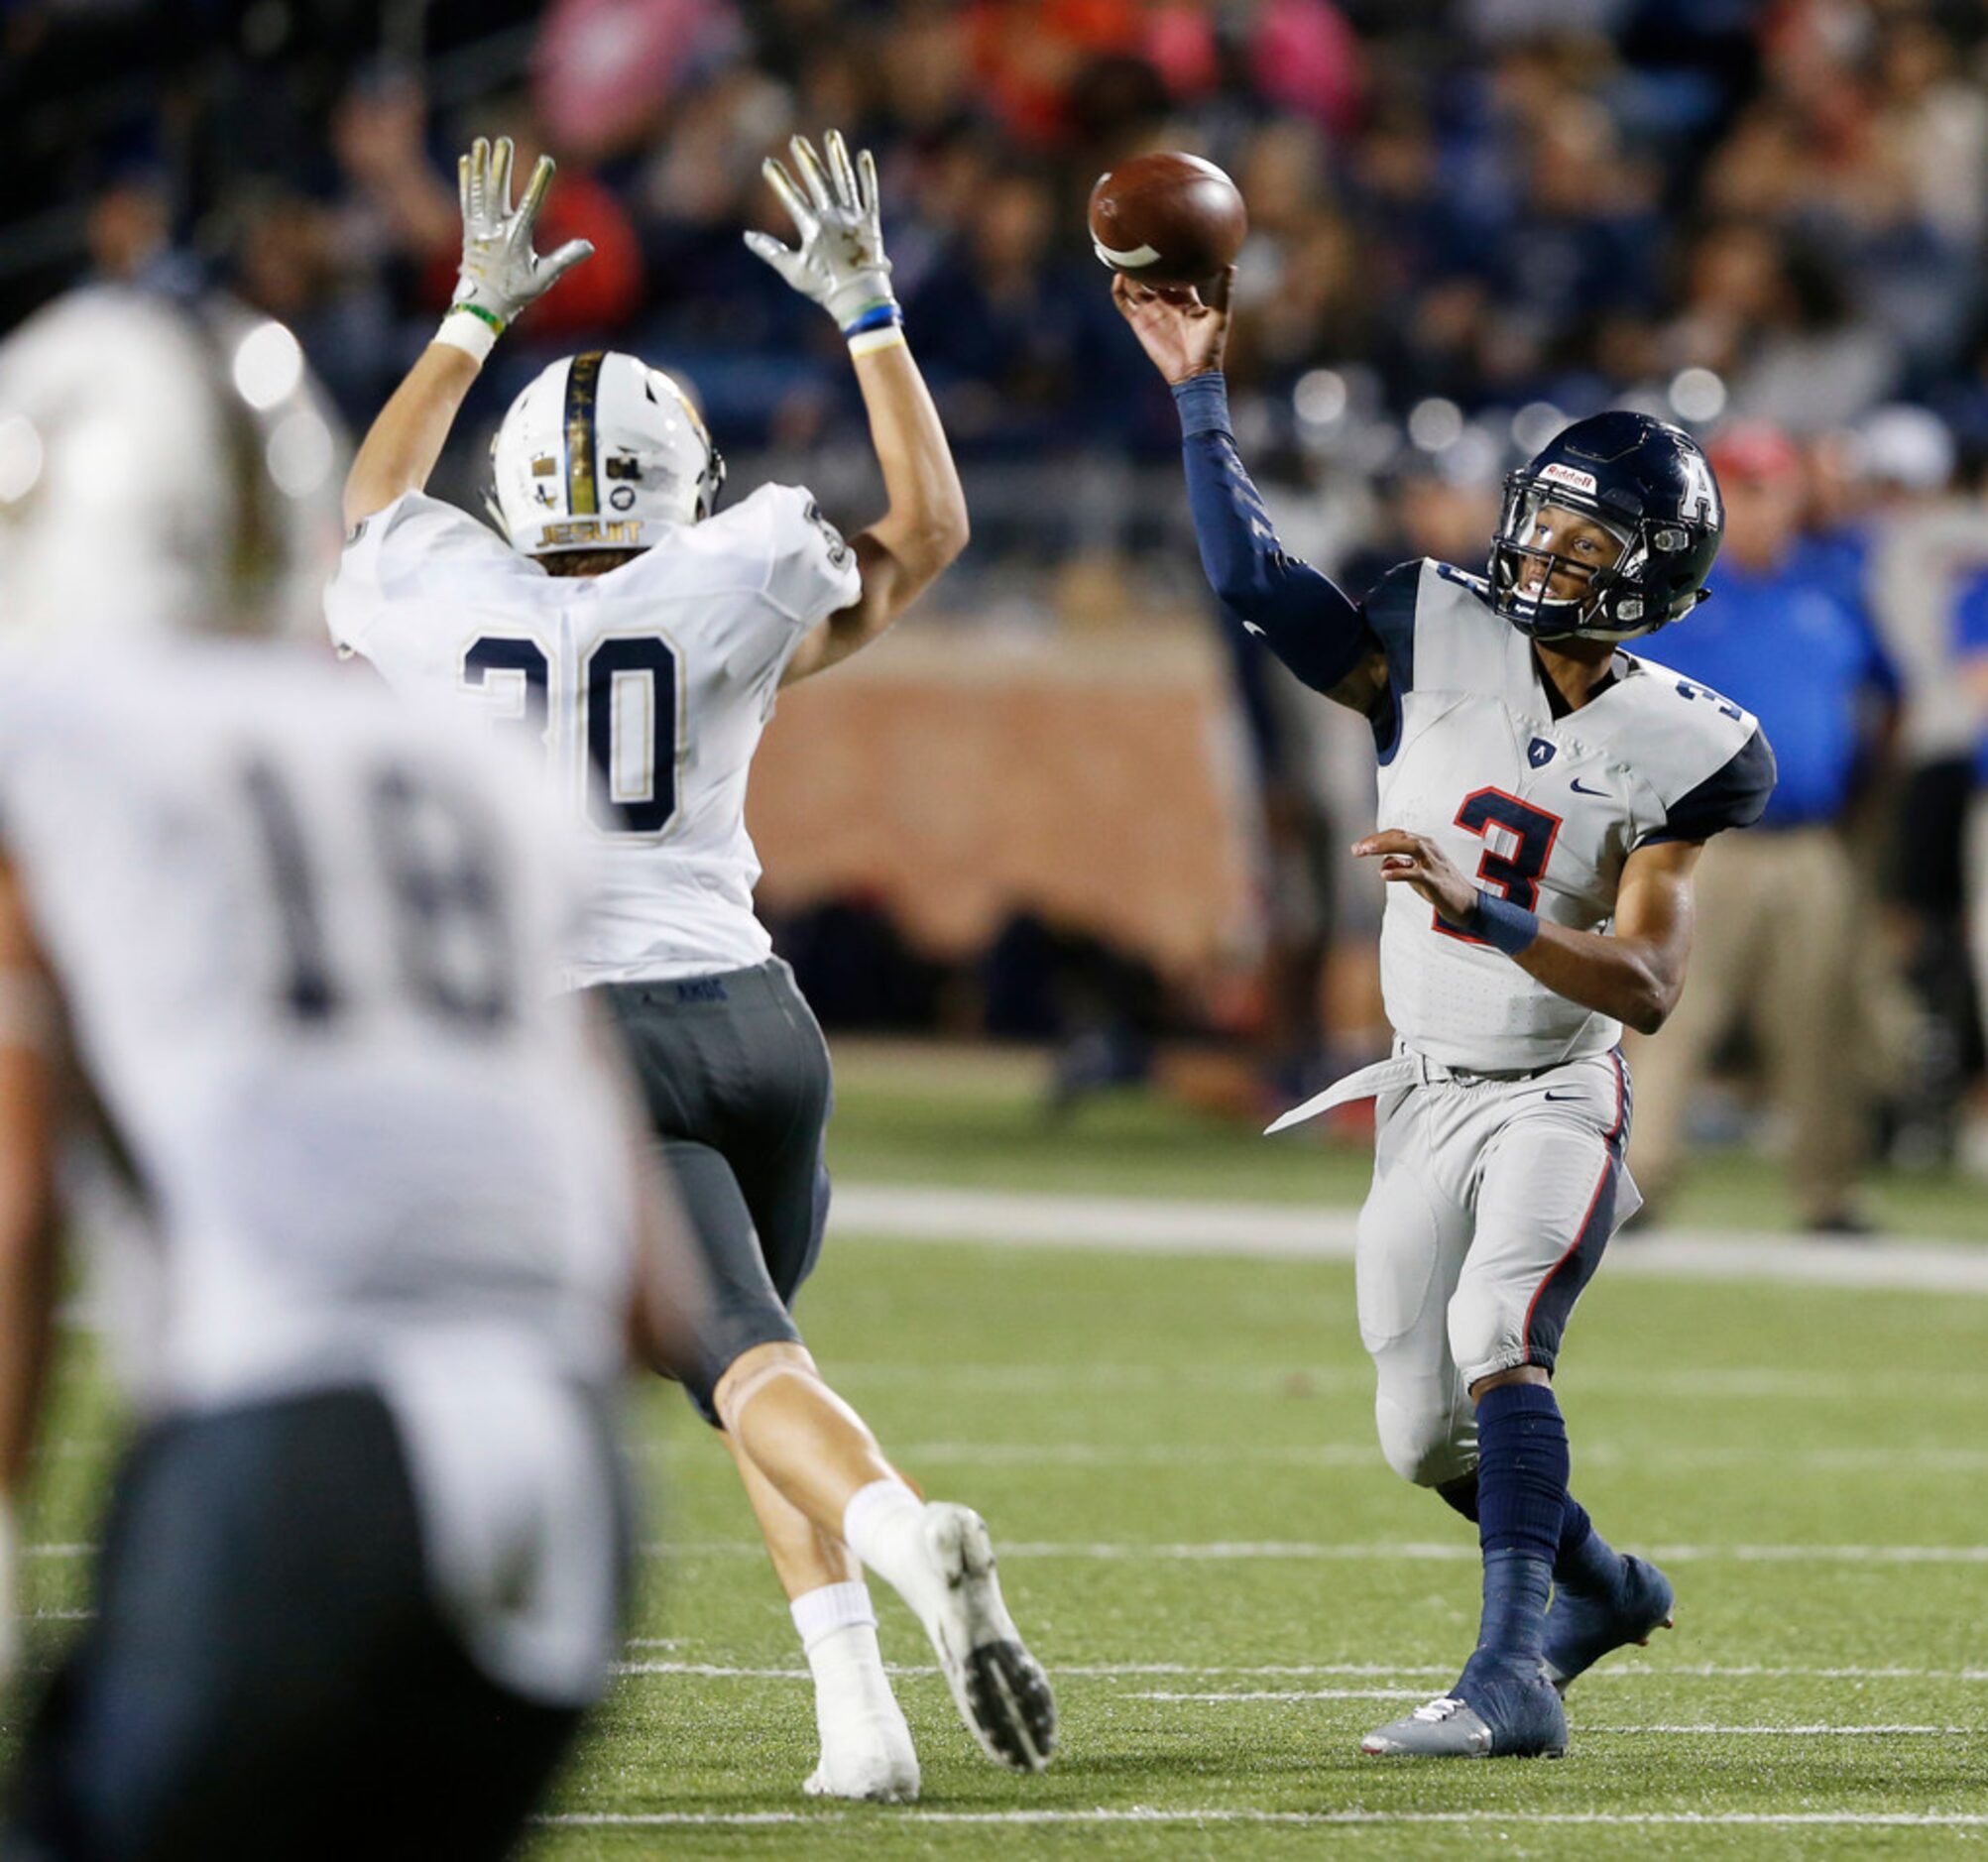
[595,958,834,1423]
[1355,1049,1638,1488]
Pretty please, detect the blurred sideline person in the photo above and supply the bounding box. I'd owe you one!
[1626,422,1904,1232]
[1852,411,1988,1151]
[1115,270,1774,1761]
[0,286,714,1860]
[327,137,1054,1798]
[1949,574,1988,1169]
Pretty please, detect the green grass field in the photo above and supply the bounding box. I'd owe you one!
[13,1050,1988,1857]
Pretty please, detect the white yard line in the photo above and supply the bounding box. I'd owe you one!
[643,1538,1988,1564]
[539,1808,1988,1829]
[831,1183,1988,1293]
[888,1440,1988,1472]
[615,1658,1988,1683]
[1582,1725,1973,1736]
[1129,1696,1973,1731]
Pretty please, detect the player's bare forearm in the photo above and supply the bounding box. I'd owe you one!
[0,863,62,1502]
[343,343,481,529]
[1355,833,1699,1036]
[1521,841,1698,1034]
[782,338,967,685]
[1508,921,1691,1036]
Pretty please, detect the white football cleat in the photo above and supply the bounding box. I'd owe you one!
[801,1651,919,1802]
[803,1708,920,1804]
[914,1503,1057,1772]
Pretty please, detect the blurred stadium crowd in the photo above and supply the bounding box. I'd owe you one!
[7,0,1988,1205]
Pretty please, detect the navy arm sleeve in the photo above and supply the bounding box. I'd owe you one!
[1173,374,1374,696]
[1640,726,1778,846]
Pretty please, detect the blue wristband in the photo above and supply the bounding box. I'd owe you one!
[1171,371,1232,438]
[841,301,902,338]
[1471,890,1540,956]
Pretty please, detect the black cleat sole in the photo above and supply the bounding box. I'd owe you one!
[961,1639,1058,1773]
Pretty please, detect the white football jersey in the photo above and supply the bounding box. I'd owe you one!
[1363,559,1776,1071]
[324,483,862,987]
[0,643,636,1416]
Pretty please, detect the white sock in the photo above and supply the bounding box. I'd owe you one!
[790,1580,915,1795]
[791,1578,879,1659]
[841,1478,938,1620]
[792,1581,897,1710]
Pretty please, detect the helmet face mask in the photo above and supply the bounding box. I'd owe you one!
[1488,412,1724,642]
[1491,488,1632,635]
[489,351,725,560]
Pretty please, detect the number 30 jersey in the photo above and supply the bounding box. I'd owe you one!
[324,484,862,988]
[0,643,637,1415]
[1362,559,1776,1072]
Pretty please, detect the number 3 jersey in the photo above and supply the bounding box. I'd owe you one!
[1362,559,1776,1072]
[0,643,637,1416]
[324,483,862,988]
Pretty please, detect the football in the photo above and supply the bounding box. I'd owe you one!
[1088,152,1247,287]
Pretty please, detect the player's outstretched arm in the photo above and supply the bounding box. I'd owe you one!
[0,860,65,1686]
[343,136,593,528]
[1355,832,1701,1036]
[744,132,969,687]
[1111,272,1386,716]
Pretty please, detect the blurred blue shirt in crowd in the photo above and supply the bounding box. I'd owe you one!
[1953,573,1988,787]
[1655,558,1901,830]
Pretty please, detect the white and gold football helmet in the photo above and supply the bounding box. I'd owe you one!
[488,350,724,557]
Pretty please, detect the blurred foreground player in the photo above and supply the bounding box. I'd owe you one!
[328,136,1053,1796]
[1116,272,1775,1759]
[0,287,716,1860]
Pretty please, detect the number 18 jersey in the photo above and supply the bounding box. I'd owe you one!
[0,642,634,1415]
[1362,559,1777,1072]
[325,484,862,988]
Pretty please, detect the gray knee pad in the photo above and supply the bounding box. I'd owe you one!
[1446,1283,1528,1392]
[1374,1387,1476,1488]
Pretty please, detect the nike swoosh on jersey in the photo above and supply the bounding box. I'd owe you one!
[1542,1090,1584,1101]
[1570,778,1608,796]
[1242,622,1265,638]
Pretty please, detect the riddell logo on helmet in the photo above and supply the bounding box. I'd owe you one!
[541,519,644,546]
[1537,462,1599,495]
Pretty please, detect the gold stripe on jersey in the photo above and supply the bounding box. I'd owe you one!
[564,352,604,517]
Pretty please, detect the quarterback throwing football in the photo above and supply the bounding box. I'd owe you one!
[1116,270,1775,1760]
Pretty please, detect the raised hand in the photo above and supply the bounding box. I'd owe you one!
[1111,265,1234,385]
[745,130,897,335]
[450,136,594,337]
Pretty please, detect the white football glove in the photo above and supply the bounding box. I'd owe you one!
[745,131,897,336]
[450,136,594,337]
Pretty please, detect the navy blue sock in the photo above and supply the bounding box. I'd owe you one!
[1435,1472,1623,1597]
[1467,1383,1569,1669]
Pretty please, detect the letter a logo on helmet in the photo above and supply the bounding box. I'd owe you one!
[489,351,725,557]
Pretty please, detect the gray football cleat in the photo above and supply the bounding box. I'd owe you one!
[1361,1666,1568,1759]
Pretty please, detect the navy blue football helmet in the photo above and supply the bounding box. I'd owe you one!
[1488,411,1723,641]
